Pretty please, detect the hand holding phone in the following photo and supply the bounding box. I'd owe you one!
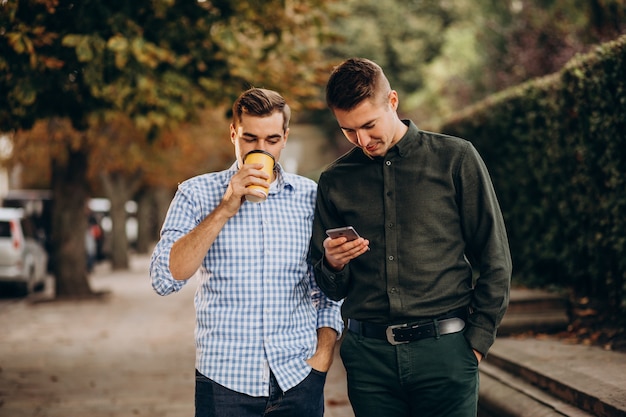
[323,226,369,270]
[326,226,361,241]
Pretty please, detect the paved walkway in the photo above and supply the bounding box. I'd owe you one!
[0,254,353,417]
[3,253,624,417]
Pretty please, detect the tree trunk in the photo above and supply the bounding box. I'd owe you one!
[135,186,174,254]
[135,188,151,254]
[50,147,94,298]
[108,192,129,270]
[100,171,143,270]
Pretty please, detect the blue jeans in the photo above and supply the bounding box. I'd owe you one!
[195,369,326,417]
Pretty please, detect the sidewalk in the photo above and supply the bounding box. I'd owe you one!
[0,253,353,417]
[2,253,624,417]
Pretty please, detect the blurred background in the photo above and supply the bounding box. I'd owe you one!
[1,0,625,344]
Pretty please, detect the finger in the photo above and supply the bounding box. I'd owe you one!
[233,168,270,192]
[323,236,348,249]
[241,163,270,180]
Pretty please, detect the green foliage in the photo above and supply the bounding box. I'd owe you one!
[325,0,457,101]
[0,0,336,135]
[470,0,626,97]
[407,0,626,128]
[0,0,338,293]
[441,34,626,323]
[1,0,225,133]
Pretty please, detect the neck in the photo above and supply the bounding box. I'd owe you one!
[391,118,409,147]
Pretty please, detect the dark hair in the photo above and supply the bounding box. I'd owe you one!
[325,58,391,111]
[231,88,291,132]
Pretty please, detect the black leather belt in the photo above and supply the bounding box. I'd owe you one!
[347,312,466,346]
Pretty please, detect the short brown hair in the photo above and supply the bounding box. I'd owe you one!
[231,88,291,132]
[325,58,391,111]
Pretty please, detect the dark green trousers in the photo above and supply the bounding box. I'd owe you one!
[340,329,479,417]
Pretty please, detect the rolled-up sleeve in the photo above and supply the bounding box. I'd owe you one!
[150,238,187,296]
[309,264,344,336]
[149,186,197,296]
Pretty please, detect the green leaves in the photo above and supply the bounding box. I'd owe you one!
[7,31,34,54]
[129,38,174,69]
[12,80,37,106]
[62,34,93,62]
[441,34,626,322]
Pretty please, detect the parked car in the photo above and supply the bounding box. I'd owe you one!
[1,189,53,272]
[0,208,48,296]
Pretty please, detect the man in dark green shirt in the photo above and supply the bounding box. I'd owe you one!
[310,58,512,417]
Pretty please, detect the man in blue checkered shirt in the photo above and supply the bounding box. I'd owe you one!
[150,88,343,417]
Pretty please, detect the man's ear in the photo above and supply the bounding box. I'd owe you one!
[230,124,237,144]
[388,90,399,111]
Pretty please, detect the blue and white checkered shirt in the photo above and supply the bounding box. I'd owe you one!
[150,162,343,397]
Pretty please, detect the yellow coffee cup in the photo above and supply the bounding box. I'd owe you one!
[243,150,275,203]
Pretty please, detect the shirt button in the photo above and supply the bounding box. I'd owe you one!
[390,287,397,294]
[385,161,392,166]
[388,255,394,261]
[388,222,394,228]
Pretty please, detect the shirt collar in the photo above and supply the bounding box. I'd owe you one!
[387,120,420,158]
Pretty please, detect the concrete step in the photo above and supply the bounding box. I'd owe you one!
[498,311,570,335]
[481,337,626,417]
[498,288,570,335]
[479,361,594,417]
[506,288,568,313]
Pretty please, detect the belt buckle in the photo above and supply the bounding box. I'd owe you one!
[386,323,410,345]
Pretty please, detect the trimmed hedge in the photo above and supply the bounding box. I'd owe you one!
[441,34,626,322]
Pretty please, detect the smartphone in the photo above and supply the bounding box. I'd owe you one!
[326,226,361,241]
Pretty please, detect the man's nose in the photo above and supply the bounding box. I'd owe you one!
[356,130,369,148]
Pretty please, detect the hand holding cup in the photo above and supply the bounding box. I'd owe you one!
[243,150,275,203]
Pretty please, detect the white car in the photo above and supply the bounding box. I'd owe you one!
[0,208,48,296]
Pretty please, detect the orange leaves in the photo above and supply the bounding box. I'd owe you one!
[32,0,60,14]
[6,32,35,55]
[106,35,129,69]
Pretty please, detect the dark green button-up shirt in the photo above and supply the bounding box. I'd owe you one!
[310,120,512,354]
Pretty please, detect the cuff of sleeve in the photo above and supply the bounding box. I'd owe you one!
[321,259,350,285]
[150,245,186,295]
[313,258,350,301]
[463,324,496,357]
[317,311,345,338]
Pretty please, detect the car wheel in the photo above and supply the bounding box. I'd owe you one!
[15,280,29,297]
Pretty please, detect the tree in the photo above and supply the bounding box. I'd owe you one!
[1,0,337,298]
[105,108,233,262]
[394,0,626,127]
[8,107,232,269]
[463,0,626,102]
[324,0,457,103]
[131,107,234,255]
[86,114,147,270]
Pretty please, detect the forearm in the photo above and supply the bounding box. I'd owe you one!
[307,327,338,372]
[317,326,339,355]
[169,203,231,280]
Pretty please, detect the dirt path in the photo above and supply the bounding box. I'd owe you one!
[0,254,353,417]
